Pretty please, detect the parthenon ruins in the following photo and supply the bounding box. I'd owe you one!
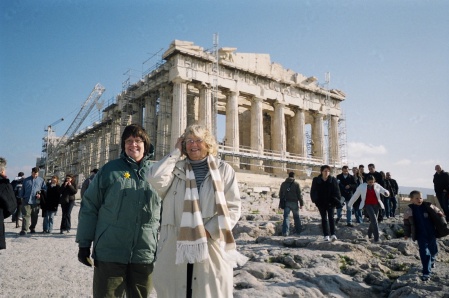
[42,40,347,181]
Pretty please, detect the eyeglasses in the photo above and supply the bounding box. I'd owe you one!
[184,138,203,145]
[125,139,144,145]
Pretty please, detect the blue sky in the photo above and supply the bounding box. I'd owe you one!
[1,0,448,190]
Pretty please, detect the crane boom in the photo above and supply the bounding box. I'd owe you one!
[60,83,105,142]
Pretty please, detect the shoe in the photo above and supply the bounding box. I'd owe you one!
[19,231,26,236]
[324,236,330,241]
[335,217,341,224]
[431,263,435,269]
[66,230,70,233]
[347,223,354,227]
[420,275,430,281]
[330,235,337,242]
[60,230,64,234]
[30,230,36,234]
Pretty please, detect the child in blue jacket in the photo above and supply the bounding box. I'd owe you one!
[403,190,446,281]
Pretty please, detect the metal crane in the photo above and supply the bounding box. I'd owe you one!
[43,117,64,176]
[59,83,105,143]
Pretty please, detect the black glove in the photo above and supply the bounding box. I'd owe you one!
[78,247,93,267]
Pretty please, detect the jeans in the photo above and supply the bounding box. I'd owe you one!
[336,200,352,224]
[21,204,39,232]
[60,200,75,232]
[365,204,380,241]
[390,196,397,217]
[417,235,438,275]
[354,208,363,223]
[93,260,154,298]
[43,210,56,232]
[282,201,302,235]
[317,205,336,236]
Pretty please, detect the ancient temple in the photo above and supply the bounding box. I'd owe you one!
[45,40,346,180]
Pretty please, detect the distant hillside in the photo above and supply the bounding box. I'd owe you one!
[399,186,434,198]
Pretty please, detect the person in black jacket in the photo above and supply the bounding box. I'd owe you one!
[279,172,304,236]
[311,165,342,241]
[41,175,61,233]
[59,174,77,234]
[385,172,399,218]
[336,166,357,227]
[433,165,449,221]
[0,157,18,249]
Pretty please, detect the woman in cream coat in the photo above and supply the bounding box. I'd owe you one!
[348,175,390,242]
[147,124,243,298]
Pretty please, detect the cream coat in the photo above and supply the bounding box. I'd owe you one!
[147,149,241,298]
[347,182,390,210]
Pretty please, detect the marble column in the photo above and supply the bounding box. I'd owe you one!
[272,102,286,174]
[199,83,213,132]
[171,78,187,149]
[312,113,324,162]
[225,90,240,168]
[156,84,172,159]
[144,95,157,143]
[292,108,306,157]
[329,115,340,165]
[250,97,264,172]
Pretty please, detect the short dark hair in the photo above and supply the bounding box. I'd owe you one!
[31,167,39,173]
[342,165,349,170]
[121,124,151,155]
[366,175,375,182]
[91,169,99,174]
[368,163,375,168]
[320,165,331,173]
[18,172,24,177]
[358,164,364,168]
[288,172,295,178]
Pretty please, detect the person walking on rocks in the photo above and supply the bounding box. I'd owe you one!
[348,175,389,243]
[147,124,247,298]
[336,166,357,227]
[19,167,46,235]
[403,190,449,281]
[433,165,449,221]
[351,166,364,223]
[76,124,161,298]
[279,172,304,236]
[385,172,399,218]
[311,165,342,242]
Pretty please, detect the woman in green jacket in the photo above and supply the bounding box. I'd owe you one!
[76,124,161,298]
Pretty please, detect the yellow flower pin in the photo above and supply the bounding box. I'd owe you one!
[124,172,131,179]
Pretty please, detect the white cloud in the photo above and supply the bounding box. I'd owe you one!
[347,142,387,158]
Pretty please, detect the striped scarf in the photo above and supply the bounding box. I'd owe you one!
[176,155,248,268]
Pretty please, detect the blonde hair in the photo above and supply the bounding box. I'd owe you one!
[182,124,218,156]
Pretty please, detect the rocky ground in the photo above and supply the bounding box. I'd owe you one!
[1,190,448,297]
[233,212,449,298]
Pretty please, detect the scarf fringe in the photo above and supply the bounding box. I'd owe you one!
[176,241,209,265]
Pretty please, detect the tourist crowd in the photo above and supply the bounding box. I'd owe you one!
[1,123,448,295]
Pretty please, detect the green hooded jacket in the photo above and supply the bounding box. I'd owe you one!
[76,153,161,264]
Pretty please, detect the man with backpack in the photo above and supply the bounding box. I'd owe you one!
[279,172,304,236]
